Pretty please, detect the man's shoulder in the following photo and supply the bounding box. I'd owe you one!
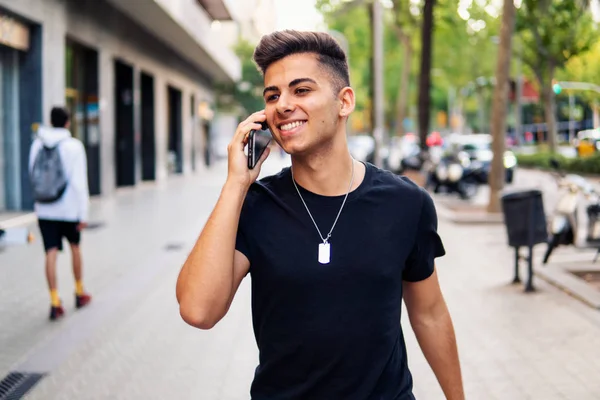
[367,163,425,203]
[251,167,291,192]
[244,167,291,205]
[58,137,85,157]
[29,137,42,150]
[64,136,84,148]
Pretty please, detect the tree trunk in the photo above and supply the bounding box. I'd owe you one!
[418,0,435,153]
[593,101,600,128]
[395,35,412,137]
[487,0,515,213]
[541,66,557,153]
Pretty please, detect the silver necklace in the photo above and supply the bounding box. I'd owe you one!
[291,160,355,264]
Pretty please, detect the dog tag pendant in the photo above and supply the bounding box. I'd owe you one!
[318,242,331,264]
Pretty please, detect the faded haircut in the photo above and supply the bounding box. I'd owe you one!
[253,30,350,94]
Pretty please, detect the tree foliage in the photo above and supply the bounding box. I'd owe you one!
[516,0,598,151]
[215,39,265,115]
[558,40,600,104]
[317,0,502,134]
[216,0,600,140]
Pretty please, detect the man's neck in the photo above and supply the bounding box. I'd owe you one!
[290,136,366,196]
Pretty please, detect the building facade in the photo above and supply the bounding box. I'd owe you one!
[0,0,240,213]
[209,0,277,158]
[219,0,277,48]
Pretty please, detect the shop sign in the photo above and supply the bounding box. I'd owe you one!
[0,14,29,51]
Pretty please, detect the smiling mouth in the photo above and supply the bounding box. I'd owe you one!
[279,120,307,132]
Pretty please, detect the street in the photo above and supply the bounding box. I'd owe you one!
[0,0,598,398]
[2,158,600,399]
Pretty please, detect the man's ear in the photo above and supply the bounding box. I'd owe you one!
[338,87,355,118]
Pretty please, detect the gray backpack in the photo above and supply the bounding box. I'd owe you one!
[30,141,68,203]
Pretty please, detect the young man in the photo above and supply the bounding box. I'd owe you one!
[176,31,464,399]
[29,107,92,321]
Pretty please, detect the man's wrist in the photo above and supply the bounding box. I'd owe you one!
[223,178,251,195]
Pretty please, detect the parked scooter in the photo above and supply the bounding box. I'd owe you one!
[542,159,600,264]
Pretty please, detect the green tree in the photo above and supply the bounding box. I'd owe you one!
[317,0,501,136]
[557,40,600,127]
[317,0,373,131]
[432,1,499,133]
[488,0,515,213]
[417,0,435,151]
[516,0,598,153]
[390,0,420,137]
[215,39,265,115]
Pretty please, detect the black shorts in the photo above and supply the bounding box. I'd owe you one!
[38,219,81,252]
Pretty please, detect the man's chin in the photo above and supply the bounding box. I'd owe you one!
[281,141,308,156]
[286,137,337,158]
[285,145,311,157]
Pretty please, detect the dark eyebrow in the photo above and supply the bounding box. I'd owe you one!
[289,78,317,87]
[263,78,317,97]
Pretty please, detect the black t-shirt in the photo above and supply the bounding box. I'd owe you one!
[236,162,445,400]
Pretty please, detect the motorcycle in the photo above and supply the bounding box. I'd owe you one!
[427,151,487,200]
[542,159,600,264]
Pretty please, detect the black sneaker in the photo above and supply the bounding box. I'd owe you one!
[49,304,65,321]
[75,293,92,309]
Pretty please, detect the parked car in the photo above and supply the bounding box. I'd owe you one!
[387,134,420,173]
[428,150,488,199]
[444,133,517,184]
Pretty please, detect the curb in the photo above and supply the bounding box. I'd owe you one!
[534,263,600,310]
[0,213,37,230]
[434,200,504,225]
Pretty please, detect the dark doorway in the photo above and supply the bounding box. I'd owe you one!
[140,72,155,181]
[65,39,101,195]
[115,60,135,187]
[167,86,182,174]
[203,121,211,167]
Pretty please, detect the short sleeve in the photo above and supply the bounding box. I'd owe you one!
[235,191,254,264]
[403,188,445,282]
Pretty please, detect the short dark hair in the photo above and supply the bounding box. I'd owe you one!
[50,107,70,128]
[253,30,350,94]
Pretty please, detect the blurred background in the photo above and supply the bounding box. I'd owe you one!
[1,0,600,399]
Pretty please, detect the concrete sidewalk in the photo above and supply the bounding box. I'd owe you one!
[0,155,288,398]
[1,157,599,399]
[411,222,600,399]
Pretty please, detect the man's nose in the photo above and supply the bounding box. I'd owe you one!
[276,93,295,115]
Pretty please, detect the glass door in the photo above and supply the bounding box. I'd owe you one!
[65,43,84,141]
[1,45,21,211]
[65,39,101,195]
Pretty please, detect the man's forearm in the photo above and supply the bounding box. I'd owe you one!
[411,307,464,400]
[176,180,248,326]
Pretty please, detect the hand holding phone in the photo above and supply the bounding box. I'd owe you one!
[226,111,270,189]
[247,121,272,169]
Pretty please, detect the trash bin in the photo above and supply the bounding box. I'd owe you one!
[586,204,600,244]
[500,190,547,292]
[501,190,547,248]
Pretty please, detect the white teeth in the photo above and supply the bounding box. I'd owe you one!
[280,121,306,131]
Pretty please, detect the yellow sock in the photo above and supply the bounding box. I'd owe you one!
[75,280,84,296]
[50,289,61,307]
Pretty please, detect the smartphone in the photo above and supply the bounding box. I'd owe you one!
[247,121,272,169]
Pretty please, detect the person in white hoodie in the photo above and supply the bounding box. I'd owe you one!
[29,107,92,321]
